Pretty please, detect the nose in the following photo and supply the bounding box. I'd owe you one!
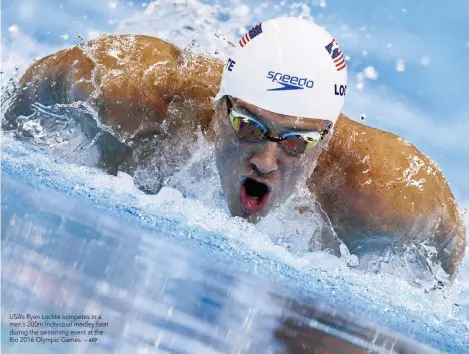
[250,141,279,174]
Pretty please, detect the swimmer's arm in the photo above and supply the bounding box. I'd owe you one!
[309,114,466,282]
[8,35,224,138]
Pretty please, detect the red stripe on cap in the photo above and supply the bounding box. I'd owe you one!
[337,63,346,71]
[335,58,345,67]
[334,54,343,63]
[239,39,244,47]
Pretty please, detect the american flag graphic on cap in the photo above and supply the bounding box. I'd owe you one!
[325,39,346,71]
[239,23,263,47]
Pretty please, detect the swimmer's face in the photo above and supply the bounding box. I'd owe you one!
[213,96,332,223]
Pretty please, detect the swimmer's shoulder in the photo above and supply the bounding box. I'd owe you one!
[16,35,224,136]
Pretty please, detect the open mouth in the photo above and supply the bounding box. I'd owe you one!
[240,177,271,213]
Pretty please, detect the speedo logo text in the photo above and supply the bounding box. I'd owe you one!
[266,71,314,91]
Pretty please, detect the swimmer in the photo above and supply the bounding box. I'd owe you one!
[211,18,344,224]
[2,17,465,284]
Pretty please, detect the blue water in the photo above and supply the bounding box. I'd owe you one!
[2,131,469,353]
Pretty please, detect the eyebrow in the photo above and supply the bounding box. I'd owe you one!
[233,100,324,132]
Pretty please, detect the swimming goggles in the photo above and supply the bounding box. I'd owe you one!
[226,96,330,156]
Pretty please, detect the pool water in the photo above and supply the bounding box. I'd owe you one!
[2,133,469,353]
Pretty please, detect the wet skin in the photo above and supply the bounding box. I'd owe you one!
[213,96,332,223]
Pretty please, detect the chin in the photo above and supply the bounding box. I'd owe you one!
[246,210,269,224]
[232,208,268,224]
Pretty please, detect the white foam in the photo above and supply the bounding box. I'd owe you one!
[363,66,378,80]
[396,58,406,72]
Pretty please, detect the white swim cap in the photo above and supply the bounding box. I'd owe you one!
[215,17,348,124]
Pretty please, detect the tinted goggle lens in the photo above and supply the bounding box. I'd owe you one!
[281,135,319,155]
[231,115,265,140]
[229,110,322,155]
